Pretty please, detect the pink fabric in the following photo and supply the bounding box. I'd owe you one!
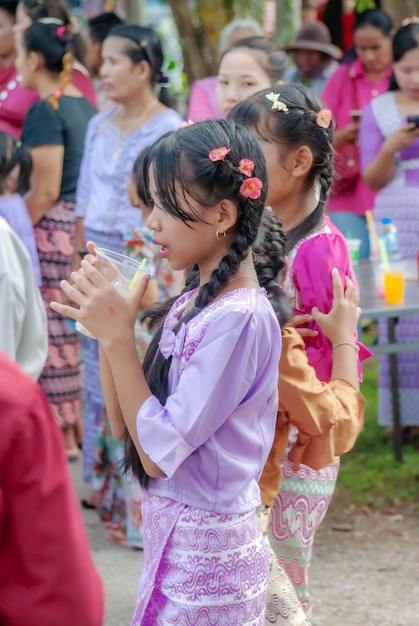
[72,66,97,110]
[0,64,96,140]
[187,76,221,122]
[0,65,38,139]
[284,216,371,382]
[321,59,392,216]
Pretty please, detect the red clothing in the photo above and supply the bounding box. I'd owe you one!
[0,65,38,138]
[0,353,104,626]
[0,64,97,139]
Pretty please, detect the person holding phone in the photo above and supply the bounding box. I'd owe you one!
[321,8,394,259]
[359,22,419,442]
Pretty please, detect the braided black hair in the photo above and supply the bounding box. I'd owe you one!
[228,83,334,252]
[123,119,269,486]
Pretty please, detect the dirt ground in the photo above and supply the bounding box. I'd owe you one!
[73,460,419,626]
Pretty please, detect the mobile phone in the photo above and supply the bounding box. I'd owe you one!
[350,110,362,120]
[407,115,419,127]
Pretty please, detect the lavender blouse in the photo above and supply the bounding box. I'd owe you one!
[137,287,282,514]
[75,107,183,234]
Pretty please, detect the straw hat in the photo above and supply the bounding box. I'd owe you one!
[286,22,343,60]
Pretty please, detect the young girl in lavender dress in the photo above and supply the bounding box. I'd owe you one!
[230,84,371,622]
[52,119,282,625]
[360,22,419,439]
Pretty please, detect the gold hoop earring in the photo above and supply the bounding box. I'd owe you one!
[216,229,226,241]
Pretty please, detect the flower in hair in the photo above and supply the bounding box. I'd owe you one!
[316,108,332,129]
[209,146,231,162]
[57,25,66,38]
[265,92,289,113]
[240,177,263,200]
[238,158,255,177]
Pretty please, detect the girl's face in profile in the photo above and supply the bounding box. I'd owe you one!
[216,48,272,118]
[393,47,419,100]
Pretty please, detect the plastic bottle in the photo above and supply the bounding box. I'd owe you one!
[380,218,400,260]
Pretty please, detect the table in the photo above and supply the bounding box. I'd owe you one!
[355,259,419,462]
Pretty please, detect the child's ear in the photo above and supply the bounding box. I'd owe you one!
[292,145,313,178]
[216,198,238,234]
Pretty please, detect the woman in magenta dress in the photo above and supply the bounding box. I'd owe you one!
[230,84,371,623]
[52,119,282,625]
[360,22,419,435]
[321,8,393,259]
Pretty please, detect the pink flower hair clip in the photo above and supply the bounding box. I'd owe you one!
[209,146,231,162]
[57,25,66,38]
[316,108,332,129]
[240,177,263,200]
[238,158,255,177]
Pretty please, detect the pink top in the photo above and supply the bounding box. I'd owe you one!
[321,58,392,216]
[0,65,38,139]
[0,64,96,140]
[187,76,221,122]
[283,215,371,382]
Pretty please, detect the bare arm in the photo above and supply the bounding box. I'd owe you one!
[24,145,64,225]
[98,345,126,440]
[311,268,360,389]
[363,123,419,191]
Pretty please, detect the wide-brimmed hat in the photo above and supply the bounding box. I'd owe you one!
[286,22,342,60]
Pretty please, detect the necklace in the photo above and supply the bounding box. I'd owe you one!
[184,276,260,315]
[0,74,22,109]
[112,97,158,160]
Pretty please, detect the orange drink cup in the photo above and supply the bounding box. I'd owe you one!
[383,269,404,305]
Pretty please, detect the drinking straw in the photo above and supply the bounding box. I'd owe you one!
[365,209,379,259]
[129,257,148,291]
[378,237,389,269]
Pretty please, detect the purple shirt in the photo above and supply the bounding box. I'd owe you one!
[0,194,41,286]
[75,107,183,234]
[321,59,392,216]
[137,287,281,514]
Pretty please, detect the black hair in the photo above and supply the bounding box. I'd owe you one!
[106,24,171,106]
[389,23,419,91]
[0,1,18,17]
[87,11,124,44]
[122,119,269,486]
[19,0,86,63]
[23,22,73,109]
[353,7,392,36]
[228,83,334,252]
[131,148,150,208]
[220,35,288,84]
[0,131,32,195]
[322,1,385,52]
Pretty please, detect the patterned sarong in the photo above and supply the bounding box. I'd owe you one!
[133,493,269,625]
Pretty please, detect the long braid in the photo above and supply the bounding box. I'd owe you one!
[122,119,268,486]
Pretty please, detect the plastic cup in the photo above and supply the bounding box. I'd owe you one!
[75,248,149,339]
[347,238,362,265]
[383,269,404,305]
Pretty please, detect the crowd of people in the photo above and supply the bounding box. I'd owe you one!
[1,0,418,624]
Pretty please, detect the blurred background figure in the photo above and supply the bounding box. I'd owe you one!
[187,17,263,122]
[15,0,97,108]
[0,0,38,138]
[360,22,419,443]
[84,11,124,110]
[216,35,288,119]
[0,351,104,626]
[302,0,321,23]
[17,20,96,461]
[285,21,342,95]
[73,24,183,493]
[0,217,47,381]
[321,8,393,260]
[319,0,357,57]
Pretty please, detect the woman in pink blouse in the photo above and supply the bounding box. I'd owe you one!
[321,8,393,259]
